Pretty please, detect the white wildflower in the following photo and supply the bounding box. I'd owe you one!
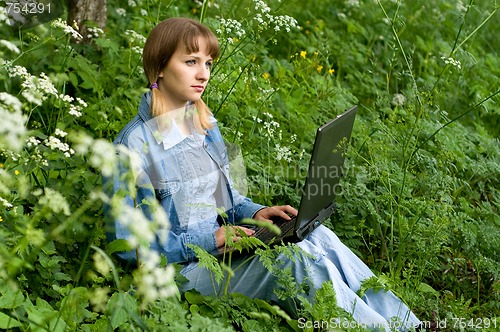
[134,250,177,305]
[51,18,83,40]
[0,92,22,112]
[125,30,147,45]
[116,8,127,17]
[114,203,154,248]
[140,9,148,16]
[59,94,74,103]
[76,97,88,107]
[38,73,58,97]
[71,132,94,155]
[26,136,41,147]
[254,0,271,13]
[392,93,405,107]
[275,143,292,162]
[128,0,137,7]
[89,287,109,312]
[0,108,27,152]
[90,139,117,177]
[69,104,83,117]
[45,136,74,156]
[55,128,68,137]
[87,26,104,39]
[132,46,142,55]
[0,40,20,54]
[93,252,111,276]
[0,197,13,208]
[218,18,246,39]
[346,0,360,7]
[441,56,462,70]
[39,187,71,216]
[0,6,10,25]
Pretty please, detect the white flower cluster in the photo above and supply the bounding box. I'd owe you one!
[26,136,40,147]
[217,18,246,44]
[88,139,117,177]
[275,143,292,162]
[0,6,9,25]
[0,196,13,208]
[252,0,298,33]
[346,0,360,7]
[456,0,468,14]
[116,8,127,17]
[134,250,178,306]
[86,26,104,40]
[7,66,56,106]
[392,93,405,107]
[25,136,48,166]
[45,134,75,158]
[7,64,88,118]
[262,111,280,138]
[0,106,27,152]
[125,29,147,45]
[0,92,22,112]
[38,187,71,216]
[441,56,462,70]
[0,40,20,54]
[69,97,87,117]
[51,18,83,40]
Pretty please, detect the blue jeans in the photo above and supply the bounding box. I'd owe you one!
[179,225,421,331]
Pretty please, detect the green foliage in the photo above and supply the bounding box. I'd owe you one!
[0,0,499,330]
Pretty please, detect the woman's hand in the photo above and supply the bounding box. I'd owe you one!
[214,226,255,248]
[254,205,298,223]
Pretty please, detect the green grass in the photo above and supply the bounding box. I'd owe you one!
[0,0,498,330]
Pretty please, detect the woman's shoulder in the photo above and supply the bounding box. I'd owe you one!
[114,114,145,146]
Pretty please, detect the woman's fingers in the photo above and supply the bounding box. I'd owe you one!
[215,226,255,247]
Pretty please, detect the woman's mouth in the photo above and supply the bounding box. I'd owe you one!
[192,85,204,92]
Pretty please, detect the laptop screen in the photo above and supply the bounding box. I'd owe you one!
[295,106,357,239]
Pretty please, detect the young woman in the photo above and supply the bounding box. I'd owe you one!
[109,17,421,330]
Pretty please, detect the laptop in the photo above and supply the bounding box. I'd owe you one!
[219,105,358,253]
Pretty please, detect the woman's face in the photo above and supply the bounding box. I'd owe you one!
[157,37,214,111]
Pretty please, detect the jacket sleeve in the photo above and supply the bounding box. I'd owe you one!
[104,147,218,265]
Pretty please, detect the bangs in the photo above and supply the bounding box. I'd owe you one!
[182,28,220,59]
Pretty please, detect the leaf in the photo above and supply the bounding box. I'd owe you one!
[106,239,132,255]
[106,292,138,330]
[188,244,224,284]
[184,290,205,305]
[0,312,22,329]
[418,282,439,297]
[0,290,25,309]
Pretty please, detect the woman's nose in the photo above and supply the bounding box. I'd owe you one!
[196,65,210,81]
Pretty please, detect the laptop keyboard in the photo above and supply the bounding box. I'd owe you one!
[253,216,296,243]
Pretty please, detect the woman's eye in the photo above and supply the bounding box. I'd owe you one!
[186,60,196,65]
[205,61,213,69]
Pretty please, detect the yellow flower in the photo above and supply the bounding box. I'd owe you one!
[14,170,19,175]
[0,163,3,168]
[316,65,323,73]
[262,73,270,79]
[0,216,3,222]
[328,68,335,75]
[300,51,307,59]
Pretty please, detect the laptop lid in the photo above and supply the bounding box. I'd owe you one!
[294,105,357,240]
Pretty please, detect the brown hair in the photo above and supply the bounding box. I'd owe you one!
[143,17,220,130]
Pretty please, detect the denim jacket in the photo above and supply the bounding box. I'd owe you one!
[107,92,265,264]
